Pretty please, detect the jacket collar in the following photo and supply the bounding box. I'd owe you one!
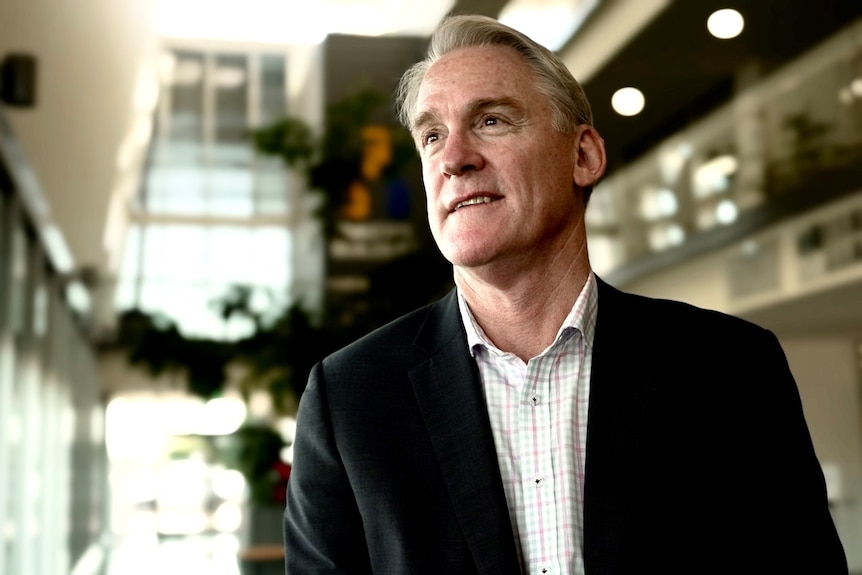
[410,290,522,574]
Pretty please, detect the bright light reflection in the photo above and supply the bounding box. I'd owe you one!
[666,224,685,246]
[276,416,297,444]
[499,0,600,51]
[123,469,159,503]
[707,9,744,39]
[158,459,208,506]
[212,468,246,501]
[659,143,692,184]
[587,235,619,276]
[648,224,686,251]
[212,502,243,533]
[156,509,208,535]
[161,398,205,436]
[693,154,738,198]
[106,399,166,464]
[42,225,75,274]
[611,87,645,116]
[65,281,91,315]
[214,66,246,89]
[716,199,739,225]
[155,0,454,44]
[212,533,242,555]
[281,444,295,465]
[248,389,273,419]
[640,188,678,220]
[172,58,203,86]
[198,397,247,436]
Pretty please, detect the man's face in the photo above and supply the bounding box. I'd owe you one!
[413,45,587,271]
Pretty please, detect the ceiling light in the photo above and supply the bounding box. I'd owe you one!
[707,9,744,39]
[611,87,645,116]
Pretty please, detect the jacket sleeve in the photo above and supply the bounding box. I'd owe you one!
[283,362,372,574]
[753,330,847,573]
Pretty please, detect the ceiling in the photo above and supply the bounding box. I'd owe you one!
[581,0,862,173]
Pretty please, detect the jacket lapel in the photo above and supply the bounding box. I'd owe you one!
[583,278,657,575]
[409,290,521,575]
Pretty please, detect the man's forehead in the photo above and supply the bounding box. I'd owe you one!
[424,45,523,81]
[417,46,532,108]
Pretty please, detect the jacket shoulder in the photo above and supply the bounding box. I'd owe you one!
[323,295,448,373]
[597,277,772,348]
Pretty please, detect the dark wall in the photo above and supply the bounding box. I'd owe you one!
[322,34,453,332]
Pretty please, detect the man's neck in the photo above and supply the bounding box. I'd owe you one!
[455,247,592,362]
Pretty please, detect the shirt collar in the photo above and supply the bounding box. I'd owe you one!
[457,273,598,358]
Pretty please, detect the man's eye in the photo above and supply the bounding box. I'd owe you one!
[423,133,439,146]
[483,117,498,126]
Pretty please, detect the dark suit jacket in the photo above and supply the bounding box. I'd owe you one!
[284,277,847,574]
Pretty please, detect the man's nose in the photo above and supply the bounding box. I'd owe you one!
[441,131,484,177]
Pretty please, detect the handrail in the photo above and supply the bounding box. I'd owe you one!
[0,106,75,276]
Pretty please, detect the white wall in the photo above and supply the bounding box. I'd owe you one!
[781,335,862,569]
[0,0,159,277]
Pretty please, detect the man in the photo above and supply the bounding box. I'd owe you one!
[284,15,847,575]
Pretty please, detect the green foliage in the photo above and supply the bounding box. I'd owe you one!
[251,117,316,167]
[116,285,355,408]
[116,309,234,399]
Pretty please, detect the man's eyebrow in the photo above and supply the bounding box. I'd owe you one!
[411,110,439,135]
[469,97,522,115]
[412,97,523,134]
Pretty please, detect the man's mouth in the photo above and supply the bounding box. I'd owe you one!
[454,196,499,210]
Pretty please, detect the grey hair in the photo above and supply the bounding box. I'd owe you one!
[395,14,594,135]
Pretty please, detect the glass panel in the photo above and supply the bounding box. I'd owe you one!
[141,225,208,282]
[259,53,287,125]
[121,45,296,339]
[0,192,11,574]
[169,51,205,145]
[209,166,254,217]
[214,54,249,146]
[254,158,289,215]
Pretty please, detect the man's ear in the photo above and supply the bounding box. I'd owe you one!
[573,126,607,188]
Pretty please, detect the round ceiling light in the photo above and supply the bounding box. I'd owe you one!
[611,87,645,116]
[707,9,744,39]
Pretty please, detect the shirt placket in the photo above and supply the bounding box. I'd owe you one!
[520,355,560,574]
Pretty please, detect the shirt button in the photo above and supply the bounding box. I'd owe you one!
[530,395,540,406]
[534,476,544,487]
[541,567,549,574]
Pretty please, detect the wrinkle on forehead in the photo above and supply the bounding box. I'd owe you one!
[412,46,538,130]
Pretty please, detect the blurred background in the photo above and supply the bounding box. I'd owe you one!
[1,0,861,573]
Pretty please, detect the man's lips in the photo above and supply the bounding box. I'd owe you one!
[450,195,501,212]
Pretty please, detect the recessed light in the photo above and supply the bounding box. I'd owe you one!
[707,9,744,40]
[611,87,645,116]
